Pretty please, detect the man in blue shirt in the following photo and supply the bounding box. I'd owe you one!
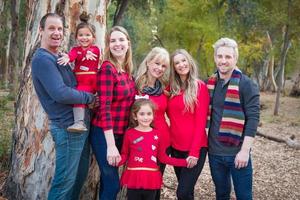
[31,13,94,200]
[207,38,260,200]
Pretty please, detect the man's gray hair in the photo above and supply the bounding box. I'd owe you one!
[213,37,239,59]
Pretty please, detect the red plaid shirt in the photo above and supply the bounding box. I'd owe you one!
[92,61,136,135]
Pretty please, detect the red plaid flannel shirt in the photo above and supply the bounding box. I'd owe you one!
[92,61,136,134]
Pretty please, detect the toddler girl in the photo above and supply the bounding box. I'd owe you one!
[58,13,100,132]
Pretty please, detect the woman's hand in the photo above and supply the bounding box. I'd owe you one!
[57,53,70,66]
[104,130,121,166]
[186,156,198,168]
[107,145,121,167]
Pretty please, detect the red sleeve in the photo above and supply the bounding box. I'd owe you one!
[98,63,115,131]
[118,130,130,166]
[157,132,187,167]
[89,46,101,58]
[68,47,78,62]
[189,81,210,158]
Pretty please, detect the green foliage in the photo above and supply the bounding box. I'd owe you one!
[0,95,14,171]
[108,0,300,78]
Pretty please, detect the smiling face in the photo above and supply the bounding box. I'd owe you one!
[39,16,63,54]
[76,27,95,49]
[147,56,168,80]
[214,46,237,79]
[135,104,154,129]
[109,30,129,62]
[172,53,190,81]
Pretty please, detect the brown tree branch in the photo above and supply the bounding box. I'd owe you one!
[257,131,300,149]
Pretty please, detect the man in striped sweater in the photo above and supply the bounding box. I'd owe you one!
[207,38,260,200]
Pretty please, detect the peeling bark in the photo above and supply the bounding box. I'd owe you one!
[4,0,107,199]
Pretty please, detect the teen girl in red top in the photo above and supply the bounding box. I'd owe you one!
[89,26,135,200]
[117,98,187,200]
[167,49,210,200]
[58,13,100,132]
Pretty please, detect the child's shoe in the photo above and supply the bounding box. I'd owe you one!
[67,121,88,133]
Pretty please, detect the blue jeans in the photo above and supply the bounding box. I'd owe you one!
[89,125,122,200]
[48,124,90,200]
[208,154,253,200]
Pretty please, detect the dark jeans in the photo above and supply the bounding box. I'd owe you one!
[89,125,124,200]
[48,124,90,200]
[127,189,158,200]
[171,147,207,200]
[208,154,253,200]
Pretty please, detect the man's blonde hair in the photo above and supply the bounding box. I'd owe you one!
[213,37,239,59]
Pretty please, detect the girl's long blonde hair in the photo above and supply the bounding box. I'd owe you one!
[135,47,170,93]
[170,49,199,113]
[104,26,133,75]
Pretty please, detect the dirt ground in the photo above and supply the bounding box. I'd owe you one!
[161,92,300,200]
[0,92,299,200]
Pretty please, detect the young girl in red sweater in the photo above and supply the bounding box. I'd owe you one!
[117,98,187,200]
[57,13,100,132]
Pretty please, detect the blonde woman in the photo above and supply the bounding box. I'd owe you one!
[135,47,173,199]
[90,26,135,200]
[135,47,170,142]
[167,49,209,200]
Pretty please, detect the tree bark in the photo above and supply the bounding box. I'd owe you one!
[4,0,107,200]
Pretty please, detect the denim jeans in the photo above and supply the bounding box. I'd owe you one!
[48,124,90,200]
[171,147,207,200]
[208,154,253,200]
[89,125,123,200]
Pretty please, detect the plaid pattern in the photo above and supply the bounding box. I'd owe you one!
[207,69,245,146]
[92,61,136,134]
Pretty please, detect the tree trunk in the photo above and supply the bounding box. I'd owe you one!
[261,31,277,92]
[0,0,11,88]
[274,0,292,116]
[8,0,19,94]
[4,0,107,200]
[113,0,129,26]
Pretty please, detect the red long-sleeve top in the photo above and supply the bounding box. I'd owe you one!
[68,45,100,73]
[167,80,210,158]
[146,93,171,153]
[119,128,187,189]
